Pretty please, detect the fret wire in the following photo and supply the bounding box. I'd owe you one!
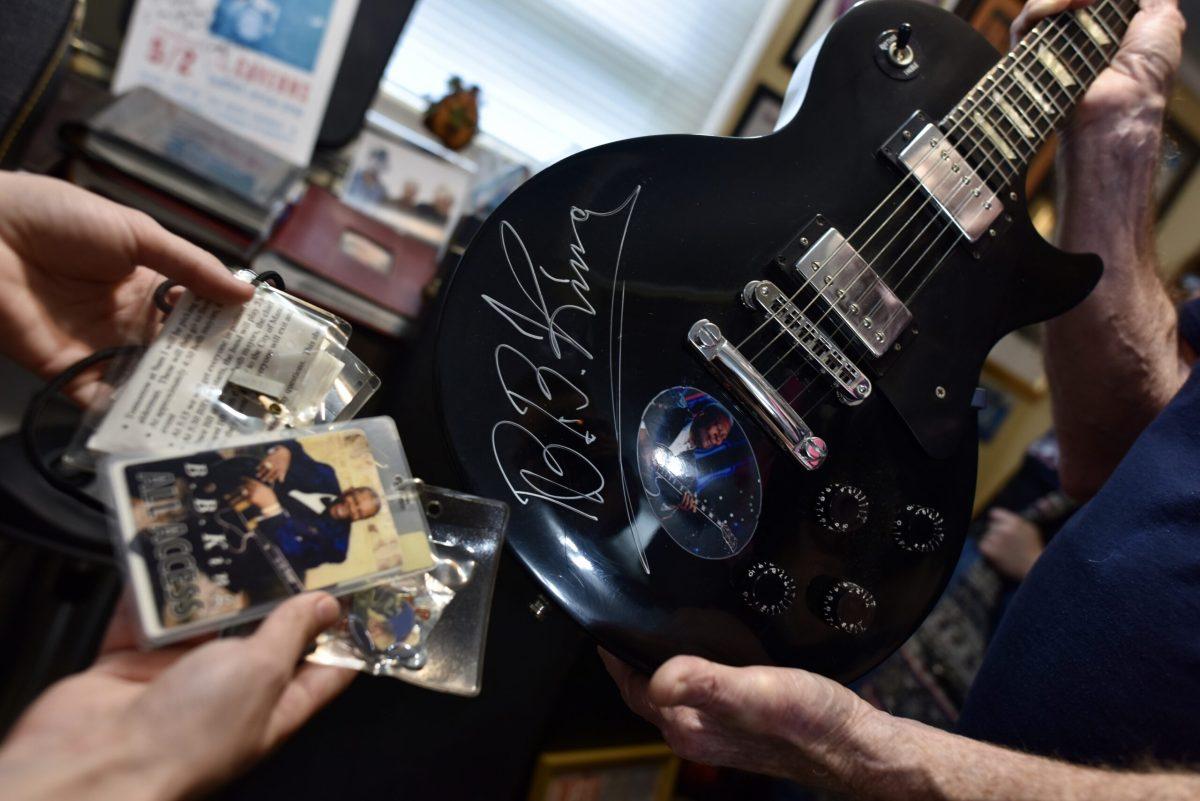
[1014,22,1075,112]
[992,72,1048,147]
[1024,36,1076,113]
[988,77,1042,156]
[1003,57,1058,134]
[976,82,1037,160]
[1052,17,1102,81]
[1106,1,1131,26]
[846,2,1138,353]
[1086,7,1121,51]
[745,19,1078,362]
[1067,8,1116,66]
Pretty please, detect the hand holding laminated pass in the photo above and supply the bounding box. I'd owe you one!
[104,418,436,645]
[87,278,379,455]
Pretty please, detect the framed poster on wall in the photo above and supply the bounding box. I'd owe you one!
[733,85,783,138]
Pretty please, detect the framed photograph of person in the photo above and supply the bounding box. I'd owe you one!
[108,419,435,645]
[340,128,472,250]
[733,85,784,138]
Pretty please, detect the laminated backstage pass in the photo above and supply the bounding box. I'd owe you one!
[309,484,509,696]
[103,417,435,646]
[86,279,379,456]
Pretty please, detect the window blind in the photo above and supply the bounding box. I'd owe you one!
[382,0,773,163]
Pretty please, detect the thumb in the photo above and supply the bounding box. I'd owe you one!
[648,655,760,722]
[251,592,342,665]
[649,655,869,744]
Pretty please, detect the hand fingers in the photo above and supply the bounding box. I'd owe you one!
[1011,0,1093,43]
[250,593,342,667]
[124,210,253,304]
[648,655,729,711]
[264,662,357,747]
[599,648,665,727]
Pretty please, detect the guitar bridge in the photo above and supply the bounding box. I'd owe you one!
[688,319,827,470]
[743,280,871,404]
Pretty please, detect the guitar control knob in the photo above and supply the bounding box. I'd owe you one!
[740,561,797,617]
[815,483,869,534]
[892,504,945,552]
[820,580,876,634]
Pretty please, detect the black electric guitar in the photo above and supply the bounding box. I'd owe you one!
[432,0,1132,681]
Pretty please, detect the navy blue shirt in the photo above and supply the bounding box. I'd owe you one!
[958,299,1200,765]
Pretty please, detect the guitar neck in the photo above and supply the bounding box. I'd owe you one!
[942,0,1137,186]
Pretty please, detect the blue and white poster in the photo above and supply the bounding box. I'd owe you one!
[113,0,360,165]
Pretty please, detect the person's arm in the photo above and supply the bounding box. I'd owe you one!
[0,593,354,801]
[1034,0,1189,499]
[604,652,1200,801]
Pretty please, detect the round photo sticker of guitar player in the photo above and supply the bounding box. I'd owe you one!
[636,387,762,559]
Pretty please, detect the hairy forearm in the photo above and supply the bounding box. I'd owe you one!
[1043,102,1187,499]
[827,713,1200,801]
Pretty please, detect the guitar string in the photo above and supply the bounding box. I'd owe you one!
[889,6,1123,312]
[763,7,1108,380]
[772,9,1098,357]
[784,0,1131,415]
[740,14,1073,371]
[732,12,1068,356]
[856,13,1100,318]
[751,16,1076,382]
[773,9,1118,412]
[864,6,1117,323]
[838,1,1124,327]
[783,7,1120,417]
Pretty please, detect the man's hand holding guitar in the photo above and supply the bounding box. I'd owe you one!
[604,0,1200,797]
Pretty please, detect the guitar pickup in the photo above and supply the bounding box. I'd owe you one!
[743,280,872,404]
[785,226,912,357]
[688,319,827,470]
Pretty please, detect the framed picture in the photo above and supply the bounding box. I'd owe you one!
[733,85,784,138]
[527,744,678,801]
[339,128,472,250]
[784,0,856,69]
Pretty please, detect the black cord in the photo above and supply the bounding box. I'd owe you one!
[252,271,284,290]
[14,271,286,560]
[20,345,144,515]
[152,279,178,314]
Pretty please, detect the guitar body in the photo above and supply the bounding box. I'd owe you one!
[432,0,1100,681]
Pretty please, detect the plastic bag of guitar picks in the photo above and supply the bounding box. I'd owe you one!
[308,484,509,696]
[69,271,379,465]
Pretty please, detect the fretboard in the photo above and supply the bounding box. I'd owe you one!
[941,0,1138,190]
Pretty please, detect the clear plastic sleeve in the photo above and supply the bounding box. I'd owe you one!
[71,274,379,467]
[100,417,434,646]
[308,483,509,697]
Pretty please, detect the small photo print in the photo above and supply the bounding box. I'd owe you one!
[341,130,471,248]
[636,386,762,560]
[209,0,334,73]
[119,429,433,636]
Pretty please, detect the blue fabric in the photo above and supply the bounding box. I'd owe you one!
[958,299,1200,765]
[258,441,350,571]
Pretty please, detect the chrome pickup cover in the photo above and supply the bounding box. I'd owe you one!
[787,227,912,357]
[899,122,1003,242]
[688,319,827,470]
[743,280,871,403]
